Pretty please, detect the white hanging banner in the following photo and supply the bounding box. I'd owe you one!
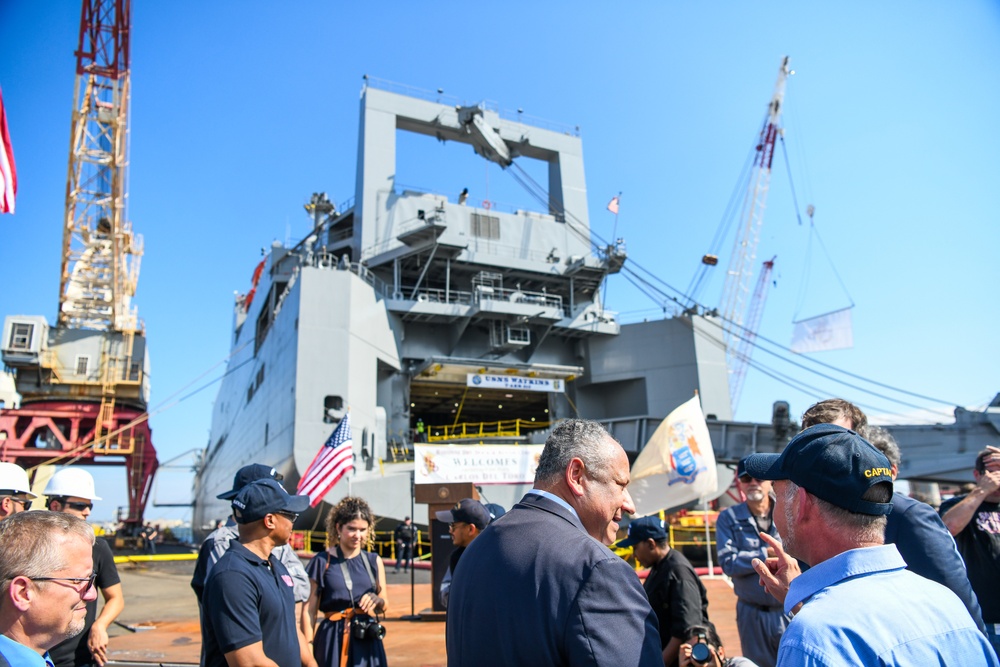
[467,374,565,393]
[790,307,854,353]
[414,444,545,484]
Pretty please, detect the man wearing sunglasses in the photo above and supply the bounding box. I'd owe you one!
[0,462,37,520]
[0,511,98,666]
[714,459,790,667]
[43,467,123,667]
[191,464,314,666]
[202,478,311,667]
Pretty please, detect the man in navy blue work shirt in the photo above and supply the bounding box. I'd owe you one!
[749,424,997,666]
[202,479,311,667]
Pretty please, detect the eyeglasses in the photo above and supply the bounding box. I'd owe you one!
[66,501,93,512]
[447,521,468,532]
[738,474,756,484]
[274,511,299,523]
[26,572,97,593]
[1,496,32,510]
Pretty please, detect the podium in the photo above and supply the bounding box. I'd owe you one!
[415,482,479,616]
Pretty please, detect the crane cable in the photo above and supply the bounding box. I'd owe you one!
[500,154,961,411]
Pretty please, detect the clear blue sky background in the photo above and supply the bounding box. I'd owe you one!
[2,1,998,523]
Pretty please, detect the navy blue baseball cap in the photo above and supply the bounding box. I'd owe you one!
[742,424,894,516]
[483,503,506,523]
[617,516,668,548]
[231,478,310,524]
[435,498,491,530]
[736,458,749,478]
[218,463,284,500]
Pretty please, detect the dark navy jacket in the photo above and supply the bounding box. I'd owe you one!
[446,492,662,666]
[886,492,985,633]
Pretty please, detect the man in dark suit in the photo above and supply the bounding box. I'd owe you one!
[446,419,662,666]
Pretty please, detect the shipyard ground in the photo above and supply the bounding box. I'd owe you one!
[106,556,742,666]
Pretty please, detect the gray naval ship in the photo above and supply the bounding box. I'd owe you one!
[192,78,1000,535]
[191,79,734,534]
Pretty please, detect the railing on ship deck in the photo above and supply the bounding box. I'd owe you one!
[288,514,716,570]
[289,528,432,563]
[427,418,551,442]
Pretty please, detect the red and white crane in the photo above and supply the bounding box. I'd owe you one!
[718,56,791,408]
[0,0,157,529]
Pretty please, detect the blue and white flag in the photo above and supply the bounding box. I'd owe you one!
[628,395,717,517]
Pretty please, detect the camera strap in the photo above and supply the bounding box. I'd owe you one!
[334,546,380,608]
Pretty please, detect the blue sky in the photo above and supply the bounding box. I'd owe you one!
[2,1,998,522]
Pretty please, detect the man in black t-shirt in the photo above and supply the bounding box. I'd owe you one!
[43,468,124,667]
[618,516,709,667]
[941,446,1000,657]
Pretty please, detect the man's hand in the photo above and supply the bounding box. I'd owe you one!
[977,469,1000,495]
[751,532,801,605]
[87,624,110,666]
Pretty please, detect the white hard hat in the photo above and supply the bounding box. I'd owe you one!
[43,467,101,501]
[0,463,37,499]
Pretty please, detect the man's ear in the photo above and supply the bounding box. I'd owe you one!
[8,576,33,612]
[565,458,586,497]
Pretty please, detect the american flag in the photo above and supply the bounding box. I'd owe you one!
[297,413,353,507]
[0,88,16,215]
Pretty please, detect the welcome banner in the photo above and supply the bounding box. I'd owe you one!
[414,444,545,484]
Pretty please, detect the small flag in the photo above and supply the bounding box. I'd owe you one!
[0,88,17,215]
[606,196,620,215]
[297,413,354,507]
[628,395,718,517]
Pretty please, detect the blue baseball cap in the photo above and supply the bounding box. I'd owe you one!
[218,463,284,500]
[742,424,894,516]
[435,498,491,530]
[483,503,506,523]
[617,516,668,548]
[231,478,310,524]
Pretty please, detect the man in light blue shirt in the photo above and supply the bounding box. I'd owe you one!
[746,424,997,666]
[0,512,99,667]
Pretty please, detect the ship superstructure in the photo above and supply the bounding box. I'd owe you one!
[192,80,733,532]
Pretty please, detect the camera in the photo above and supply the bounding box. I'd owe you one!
[351,615,386,641]
[690,631,712,666]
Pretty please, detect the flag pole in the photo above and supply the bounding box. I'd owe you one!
[601,192,622,311]
[703,496,715,578]
[401,469,421,621]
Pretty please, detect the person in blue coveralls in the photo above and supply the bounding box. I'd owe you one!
[749,424,997,666]
[0,512,98,667]
[714,459,790,667]
[202,479,311,667]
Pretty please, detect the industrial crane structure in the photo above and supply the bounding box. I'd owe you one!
[717,56,790,406]
[728,256,776,409]
[0,0,157,529]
